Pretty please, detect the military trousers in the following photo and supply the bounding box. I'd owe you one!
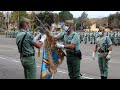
[66,54,81,79]
[114,38,118,45]
[98,52,108,78]
[90,37,93,44]
[20,56,36,79]
[93,37,96,44]
[84,37,87,44]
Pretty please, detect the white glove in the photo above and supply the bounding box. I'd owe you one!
[34,33,41,41]
[106,51,112,60]
[56,43,64,49]
[39,34,46,43]
[92,52,96,60]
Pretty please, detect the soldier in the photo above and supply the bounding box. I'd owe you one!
[111,31,115,45]
[88,31,90,41]
[93,31,96,44]
[92,27,112,79]
[114,30,118,46]
[118,31,120,45]
[15,30,19,38]
[16,21,46,79]
[84,31,88,44]
[80,33,82,43]
[90,31,94,44]
[5,31,7,37]
[50,20,82,79]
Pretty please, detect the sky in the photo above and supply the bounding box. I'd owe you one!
[53,11,119,18]
[1,11,119,19]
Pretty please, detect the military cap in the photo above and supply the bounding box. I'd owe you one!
[65,20,74,25]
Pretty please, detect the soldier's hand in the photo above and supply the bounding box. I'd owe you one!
[106,54,111,60]
[34,33,41,41]
[106,51,112,60]
[39,35,46,43]
[56,43,64,49]
[92,52,95,60]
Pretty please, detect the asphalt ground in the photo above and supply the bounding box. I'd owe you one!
[0,35,120,79]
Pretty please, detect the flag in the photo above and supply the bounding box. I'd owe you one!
[40,34,65,79]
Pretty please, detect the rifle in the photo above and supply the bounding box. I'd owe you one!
[32,12,66,78]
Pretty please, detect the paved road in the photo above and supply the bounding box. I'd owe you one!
[0,35,120,79]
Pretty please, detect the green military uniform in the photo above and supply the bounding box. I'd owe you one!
[90,32,94,44]
[58,31,81,79]
[88,32,90,41]
[15,31,19,38]
[84,32,87,44]
[114,31,118,45]
[9,31,12,38]
[16,29,36,79]
[13,30,16,38]
[96,35,112,78]
[93,31,96,44]
[5,31,7,37]
[111,32,114,45]
[7,31,10,37]
[118,32,120,45]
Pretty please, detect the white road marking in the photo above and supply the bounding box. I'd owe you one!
[57,70,66,74]
[0,57,6,59]
[82,76,94,79]
[0,45,17,49]
[0,50,17,51]
[0,55,106,79]
[109,61,120,64]
[83,56,120,64]
[12,60,20,63]
[0,44,17,48]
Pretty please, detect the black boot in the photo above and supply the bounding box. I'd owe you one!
[104,77,107,79]
[101,76,104,79]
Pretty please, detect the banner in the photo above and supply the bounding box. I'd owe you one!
[40,34,66,79]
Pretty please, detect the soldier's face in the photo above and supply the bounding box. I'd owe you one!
[23,23,28,30]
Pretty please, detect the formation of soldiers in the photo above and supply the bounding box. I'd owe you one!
[5,30,19,38]
[78,30,120,46]
[5,30,41,38]
[5,29,120,46]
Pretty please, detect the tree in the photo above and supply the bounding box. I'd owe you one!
[35,11,54,27]
[0,12,4,27]
[83,18,92,29]
[108,12,120,29]
[96,17,108,28]
[78,11,88,27]
[10,11,29,23]
[53,13,59,24]
[76,11,88,30]
[58,11,73,22]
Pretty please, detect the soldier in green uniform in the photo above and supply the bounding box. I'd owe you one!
[118,31,120,45]
[114,30,118,46]
[87,31,91,41]
[5,31,7,37]
[15,30,18,38]
[16,21,46,79]
[84,31,88,44]
[9,31,11,38]
[93,31,96,44]
[90,31,94,44]
[111,31,114,45]
[92,27,112,79]
[50,20,82,79]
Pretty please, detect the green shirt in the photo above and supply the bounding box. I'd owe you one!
[96,35,112,51]
[57,31,80,51]
[16,29,35,55]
